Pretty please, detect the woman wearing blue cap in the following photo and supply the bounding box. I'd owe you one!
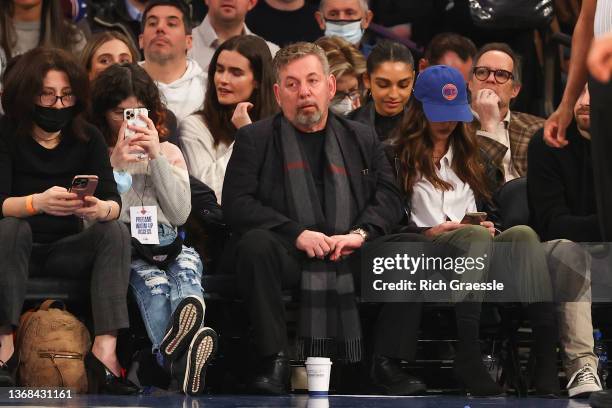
[390,65,559,397]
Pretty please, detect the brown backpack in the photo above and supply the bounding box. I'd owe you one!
[16,300,91,393]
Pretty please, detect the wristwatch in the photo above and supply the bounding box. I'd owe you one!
[349,227,369,242]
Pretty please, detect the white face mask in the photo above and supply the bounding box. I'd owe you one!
[324,19,364,45]
[330,96,355,116]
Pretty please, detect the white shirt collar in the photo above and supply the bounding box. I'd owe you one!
[502,109,511,128]
[440,143,454,167]
[410,142,478,227]
[200,14,252,48]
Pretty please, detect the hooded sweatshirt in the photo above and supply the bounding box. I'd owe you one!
[140,58,207,122]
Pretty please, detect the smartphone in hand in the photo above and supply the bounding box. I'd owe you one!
[123,108,148,139]
[69,175,98,205]
[460,211,487,225]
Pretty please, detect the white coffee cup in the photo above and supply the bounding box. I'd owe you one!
[305,357,333,395]
[307,396,329,408]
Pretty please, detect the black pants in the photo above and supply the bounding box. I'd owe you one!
[233,229,427,361]
[589,77,612,240]
[0,217,131,335]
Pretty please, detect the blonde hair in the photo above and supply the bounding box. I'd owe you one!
[272,42,329,83]
[315,36,366,80]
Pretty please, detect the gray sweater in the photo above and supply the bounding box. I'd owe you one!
[119,142,191,228]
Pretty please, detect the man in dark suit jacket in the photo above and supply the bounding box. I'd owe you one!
[223,42,427,396]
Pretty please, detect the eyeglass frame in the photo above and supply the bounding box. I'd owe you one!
[109,108,127,121]
[108,106,148,122]
[332,89,361,103]
[38,92,76,107]
[472,66,515,85]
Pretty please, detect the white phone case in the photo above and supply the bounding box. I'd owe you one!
[124,108,149,139]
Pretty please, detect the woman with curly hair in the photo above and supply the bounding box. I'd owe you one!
[0,47,138,394]
[90,63,217,396]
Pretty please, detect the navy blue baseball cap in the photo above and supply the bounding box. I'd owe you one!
[414,65,473,123]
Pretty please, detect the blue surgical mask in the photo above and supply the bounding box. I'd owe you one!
[324,19,364,45]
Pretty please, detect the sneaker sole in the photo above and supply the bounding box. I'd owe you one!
[569,382,603,398]
[183,327,217,396]
[160,296,205,361]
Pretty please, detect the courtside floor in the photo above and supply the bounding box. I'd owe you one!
[0,392,598,408]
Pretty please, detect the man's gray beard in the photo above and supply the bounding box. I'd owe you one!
[295,109,323,128]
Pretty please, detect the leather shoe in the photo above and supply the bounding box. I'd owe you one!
[371,355,426,395]
[85,352,141,395]
[250,351,291,395]
[0,352,18,387]
[453,348,505,397]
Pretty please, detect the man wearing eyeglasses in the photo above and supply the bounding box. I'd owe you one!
[469,42,602,399]
[468,42,544,186]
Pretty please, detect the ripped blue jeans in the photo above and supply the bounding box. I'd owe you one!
[129,224,205,356]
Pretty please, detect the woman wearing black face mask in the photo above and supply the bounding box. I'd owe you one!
[0,47,139,394]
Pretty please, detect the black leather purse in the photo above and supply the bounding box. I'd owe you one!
[468,0,554,30]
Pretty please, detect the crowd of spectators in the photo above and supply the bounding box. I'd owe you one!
[0,0,610,401]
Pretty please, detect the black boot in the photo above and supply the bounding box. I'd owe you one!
[528,302,561,397]
[0,352,18,387]
[250,351,291,395]
[453,302,505,397]
[370,355,426,395]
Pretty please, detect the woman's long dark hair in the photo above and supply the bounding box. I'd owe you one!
[0,0,83,58]
[363,39,415,129]
[90,63,168,147]
[201,35,278,146]
[2,47,89,140]
[391,99,491,202]
[366,40,414,75]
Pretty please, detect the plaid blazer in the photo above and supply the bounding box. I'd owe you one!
[468,111,544,184]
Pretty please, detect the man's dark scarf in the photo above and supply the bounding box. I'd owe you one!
[279,115,362,362]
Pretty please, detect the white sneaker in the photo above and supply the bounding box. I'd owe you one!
[567,364,603,398]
